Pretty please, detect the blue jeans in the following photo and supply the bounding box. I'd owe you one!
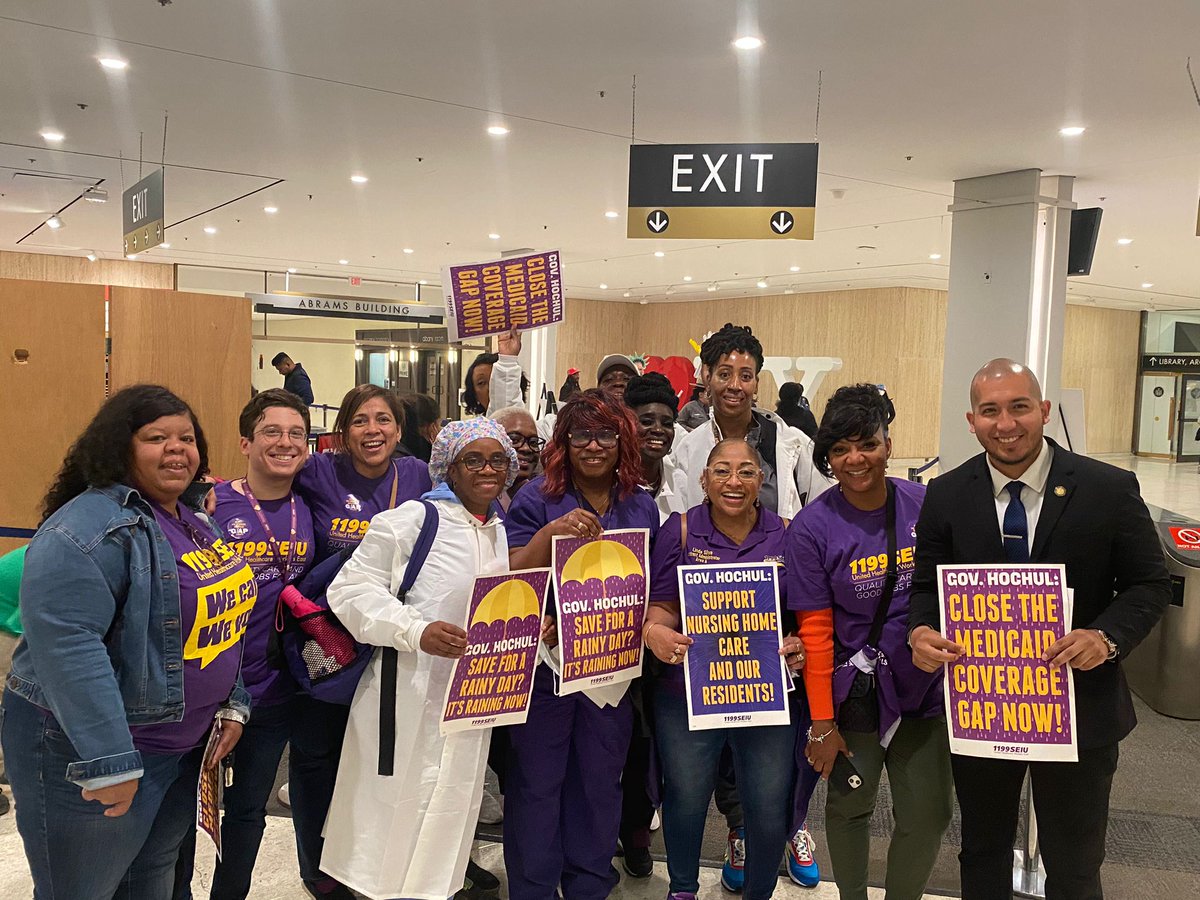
[1,688,202,900]
[652,683,797,900]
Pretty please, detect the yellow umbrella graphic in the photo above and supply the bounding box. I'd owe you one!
[471,579,542,628]
[561,540,644,589]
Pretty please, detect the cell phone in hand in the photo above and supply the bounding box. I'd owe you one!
[829,753,864,795]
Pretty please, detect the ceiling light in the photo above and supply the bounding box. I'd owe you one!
[418,279,428,285]
[1117,238,1133,245]
[99,57,128,70]
[159,242,171,249]
[389,349,399,362]
[354,348,364,361]
[1059,126,1086,136]
[665,286,675,296]
[45,215,62,230]
[789,265,800,272]
[40,130,64,142]
[639,298,650,305]
[599,283,608,290]
[85,251,97,262]
[733,36,764,50]
[654,251,665,258]
[338,259,349,265]
[126,253,138,260]
[350,174,368,184]
[605,210,619,219]
[784,289,795,295]
[263,206,278,214]
[83,187,108,203]
[623,291,631,298]
[1142,282,1154,289]
[488,233,500,240]
[929,253,942,260]
[287,267,298,274]
[409,348,419,363]
[203,226,217,234]
[707,283,718,292]
[402,247,414,254]
[487,125,510,136]
[683,275,693,282]
[757,279,769,289]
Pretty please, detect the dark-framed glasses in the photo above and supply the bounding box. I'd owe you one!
[507,432,545,452]
[568,428,619,449]
[457,452,512,473]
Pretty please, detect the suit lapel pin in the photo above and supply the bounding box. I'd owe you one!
[1053,485,1067,497]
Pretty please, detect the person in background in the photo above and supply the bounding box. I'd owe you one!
[272,352,315,406]
[595,353,639,403]
[491,405,543,514]
[625,373,685,523]
[503,389,660,899]
[775,382,818,439]
[789,385,951,900]
[908,359,1170,899]
[677,386,711,432]
[397,393,442,462]
[646,439,807,900]
[2,385,250,898]
[560,368,582,403]
[465,331,529,417]
[321,419,517,900]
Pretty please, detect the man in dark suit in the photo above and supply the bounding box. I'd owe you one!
[908,358,1170,900]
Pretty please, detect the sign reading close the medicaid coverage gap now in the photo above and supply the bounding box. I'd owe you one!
[441,249,564,342]
[939,564,1077,762]
[552,529,650,696]
[441,569,550,735]
[678,562,790,730]
[627,143,818,240]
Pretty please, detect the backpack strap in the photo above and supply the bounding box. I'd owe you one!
[679,509,688,549]
[379,499,440,776]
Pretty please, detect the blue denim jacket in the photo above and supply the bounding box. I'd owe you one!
[7,483,251,787]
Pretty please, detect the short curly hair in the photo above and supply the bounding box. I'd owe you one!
[811,384,895,477]
[624,373,679,416]
[699,323,764,373]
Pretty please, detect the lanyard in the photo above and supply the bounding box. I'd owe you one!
[240,479,299,584]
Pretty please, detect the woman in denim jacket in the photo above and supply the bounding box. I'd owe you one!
[2,385,254,899]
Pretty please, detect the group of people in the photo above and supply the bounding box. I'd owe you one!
[0,319,1169,900]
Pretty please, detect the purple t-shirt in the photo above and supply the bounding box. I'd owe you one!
[296,453,431,561]
[131,504,257,754]
[504,474,661,550]
[786,477,942,718]
[213,481,315,706]
[648,504,790,692]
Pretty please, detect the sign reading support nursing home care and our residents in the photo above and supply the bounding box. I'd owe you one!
[627,143,818,240]
[938,564,1078,762]
[441,569,550,735]
[123,168,165,255]
[441,250,564,342]
[551,529,649,695]
[246,292,444,324]
[678,562,790,730]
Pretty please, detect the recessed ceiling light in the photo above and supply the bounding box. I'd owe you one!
[487,125,510,136]
[338,259,349,265]
[605,210,620,219]
[929,253,942,260]
[1142,282,1154,289]
[263,206,278,214]
[599,283,608,290]
[654,251,665,258]
[350,174,368,184]
[789,265,800,272]
[85,251,97,262]
[1117,238,1133,245]
[159,242,171,249]
[402,247,414,254]
[287,267,298,273]
[126,253,138,260]
[488,233,500,240]
[418,279,428,285]
[756,279,769,289]
[733,36,764,50]
[1059,126,1086,136]
[784,289,795,295]
[682,275,692,282]
[203,226,217,234]
[623,291,632,298]
[45,215,62,230]
[40,130,64,142]
[99,57,128,70]
[707,283,718,292]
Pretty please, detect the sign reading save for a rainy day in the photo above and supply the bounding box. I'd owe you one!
[551,530,650,695]
[627,143,818,240]
[441,250,564,342]
[441,569,550,735]
[679,562,790,730]
[938,564,1078,762]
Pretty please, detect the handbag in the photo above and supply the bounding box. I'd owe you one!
[836,481,898,733]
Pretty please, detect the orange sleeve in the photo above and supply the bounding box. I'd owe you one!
[798,608,835,721]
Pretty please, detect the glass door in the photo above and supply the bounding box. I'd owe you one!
[1177,375,1200,462]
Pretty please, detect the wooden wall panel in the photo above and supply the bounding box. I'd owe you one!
[0,250,172,289]
[554,297,640,394]
[0,279,107,533]
[1061,305,1141,453]
[109,288,251,480]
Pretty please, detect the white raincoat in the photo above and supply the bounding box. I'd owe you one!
[321,497,508,900]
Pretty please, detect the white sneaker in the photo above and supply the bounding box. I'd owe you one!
[277,783,291,808]
[478,789,504,825]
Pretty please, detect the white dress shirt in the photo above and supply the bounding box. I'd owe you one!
[987,439,1054,548]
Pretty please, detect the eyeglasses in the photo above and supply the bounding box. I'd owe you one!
[507,432,545,452]
[255,427,309,443]
[706,465,762,482]
[457,452,512,473]
[568,429,619,449]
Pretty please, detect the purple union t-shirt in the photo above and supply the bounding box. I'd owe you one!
[214,481,315,706]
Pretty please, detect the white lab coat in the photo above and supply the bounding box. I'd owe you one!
[649,453,687,524]
[321,497,509,900]
[670,408,833,518]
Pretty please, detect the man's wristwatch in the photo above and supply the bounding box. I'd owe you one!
[1095,630,1119,661]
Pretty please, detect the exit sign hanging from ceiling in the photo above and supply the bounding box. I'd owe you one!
[627,142,818,240]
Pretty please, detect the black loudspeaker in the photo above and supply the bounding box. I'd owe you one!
[1067,207,1103,276]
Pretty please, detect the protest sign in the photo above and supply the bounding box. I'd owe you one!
[551,529,649,695]
[197,722,224,859]
[441,249,564,341]
[441,569,550,734]
[939,563,1077,761]
[678,562,790,730]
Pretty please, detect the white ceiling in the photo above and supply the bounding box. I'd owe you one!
[1,0,1198,311]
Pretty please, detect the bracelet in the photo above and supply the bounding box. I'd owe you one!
[215,708,249,726]
[806,725,835,743]
[642,621,662,640]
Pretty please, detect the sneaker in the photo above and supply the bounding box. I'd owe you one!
[464,858,500,892]
[720,826,745,892]
[667,893,697,900]
[302,878,355,899]
[786,828,820,888]
[277,782,291,808]
[623,845,654,878]
[478,788,504,825]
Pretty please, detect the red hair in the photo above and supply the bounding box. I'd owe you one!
[541,389,644,500]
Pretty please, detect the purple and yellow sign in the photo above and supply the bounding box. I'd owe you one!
[678,562,790,730]
[551,529,649,696]
[441,250,564,342]
[938,564,1077,762]
[441,569,550,735]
